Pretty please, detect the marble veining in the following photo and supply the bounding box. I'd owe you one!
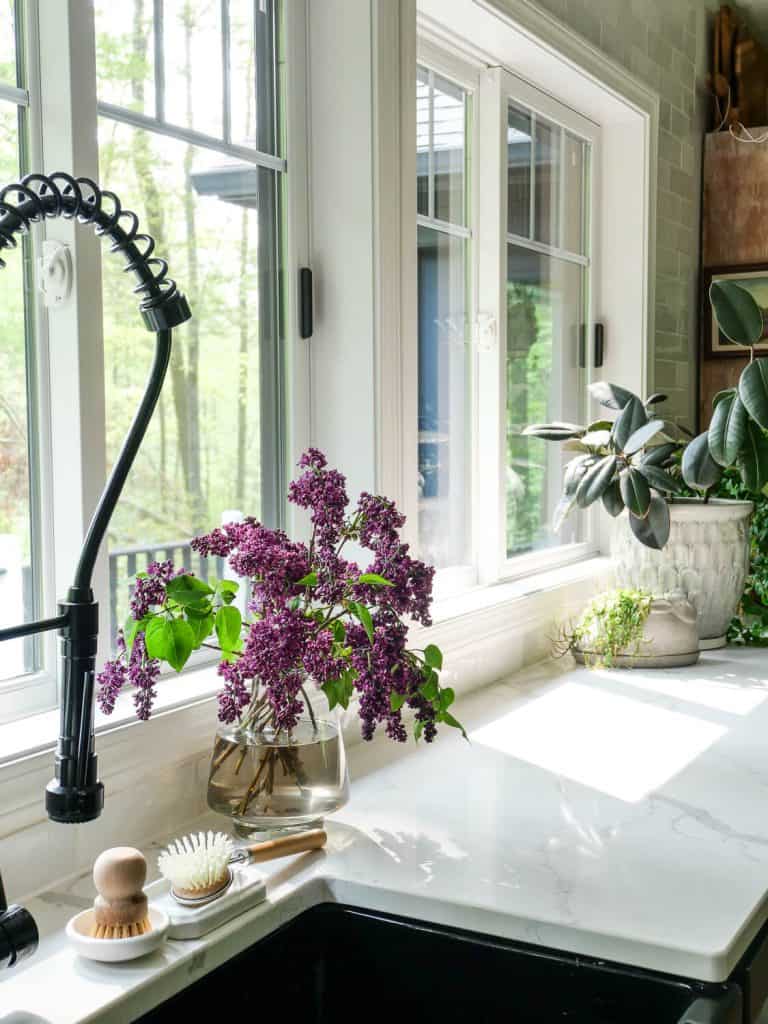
[5,649,768,1021]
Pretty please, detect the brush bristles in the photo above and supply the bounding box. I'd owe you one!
[89,918,152,940]
[158,830,233,893]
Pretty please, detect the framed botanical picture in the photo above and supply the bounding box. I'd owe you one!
[702,264,768,357]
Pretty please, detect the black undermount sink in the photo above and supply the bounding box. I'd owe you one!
[138,904,741,1024]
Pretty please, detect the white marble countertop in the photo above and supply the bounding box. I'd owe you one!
[5,648,768,1022]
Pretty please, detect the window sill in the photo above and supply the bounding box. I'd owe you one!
[0,556,607,844]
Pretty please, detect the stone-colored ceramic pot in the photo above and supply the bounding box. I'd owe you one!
[573,595,700,668]
[610,498,753,649]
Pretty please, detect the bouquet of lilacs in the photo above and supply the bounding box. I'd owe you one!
[97,449,464,745]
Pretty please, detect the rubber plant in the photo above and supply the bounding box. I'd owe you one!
[708,280,768,490]
[523,383,722,551]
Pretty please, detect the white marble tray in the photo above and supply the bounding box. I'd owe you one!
[146,866,266,939]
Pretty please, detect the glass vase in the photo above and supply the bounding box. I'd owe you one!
[206,715,350,836]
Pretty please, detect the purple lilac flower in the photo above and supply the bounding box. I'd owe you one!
[216,662,252,724]
[288,448,349,552]
[355,544,435,626]
[194,520,310,612]
[128,633,161,721]
[347,618,421,742]
[96,656,127,715]
[96,631,160,720]
[218,607,312,730]
[302,629,345,684]
[357,492,406,554]
[130,559,185,619]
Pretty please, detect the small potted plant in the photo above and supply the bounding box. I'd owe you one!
[97,449,464,834]
[524,382,753,647]
[557,588,699,669]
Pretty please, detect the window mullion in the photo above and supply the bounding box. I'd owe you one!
[37,0,108,663]
[154,0,165,121]
[475,66,506,586]
[221,0,231,145]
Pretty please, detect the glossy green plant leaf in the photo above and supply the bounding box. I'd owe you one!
[644,392,668,407]
[739,359,768,430]
[640,441,680,467]
[576,454,618,508]
[619,467,651,517]
[738,420,768,491]
[708,389,748,466]
[588,381,635,410]
[637,463,682,494]
[611,396,648,450]
[710,280,764,346]
[601,480,624,517]
[522,422,584,441]
[628,496,671,550]
[623,419,665,455]
[681,431,723,492]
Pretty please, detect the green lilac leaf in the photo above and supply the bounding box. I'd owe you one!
[296,571,318,586]
[165,574,215,608]
[390,692,407,711]
[440,711,468,740]
[357,573,394,587]
[145,617,195,672]
[322,679,340,711]
[215,605,243,653]
[124,614,150,652]
[424,644,443,670]
[187,613,214,649]
[350,601,375,643]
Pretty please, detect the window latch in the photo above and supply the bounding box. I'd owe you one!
[594,322,605,368]
[299,267,313,339]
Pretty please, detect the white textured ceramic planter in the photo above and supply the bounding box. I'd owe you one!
[610,498,753,649]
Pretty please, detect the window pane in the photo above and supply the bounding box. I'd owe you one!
[163,0,223,138]
[99,123,278,637]
[506,246,586,557]
[416,66,429,217]
[418,226,469,569]
[229,0,278,154]
[507,104,531,238]
[432,73,465,225]
[95,0,156,114]
[0,102,40,681]
[562,131,586,255]
[534,117,560,247]
[0,0,16,86]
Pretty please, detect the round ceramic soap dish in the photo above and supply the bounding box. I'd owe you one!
[66,905,169,962]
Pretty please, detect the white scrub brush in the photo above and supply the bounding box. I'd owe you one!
[158,831,234,904]
[158,828,327,906]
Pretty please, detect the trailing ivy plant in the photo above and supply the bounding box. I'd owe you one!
[523,382,721,550]
[555,588,654,668]
[698,467,768,645]
[708,280,768,490]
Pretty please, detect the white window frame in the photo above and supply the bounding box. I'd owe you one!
[411,29,602,597]
[478,68,601,585]
[0,0,310,727]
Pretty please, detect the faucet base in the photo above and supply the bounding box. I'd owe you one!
[45,779,104,823]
